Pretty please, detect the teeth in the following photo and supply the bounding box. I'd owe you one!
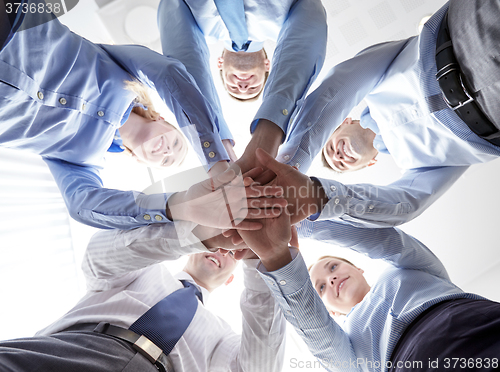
[208,256,220,267]
[153,137,163,152]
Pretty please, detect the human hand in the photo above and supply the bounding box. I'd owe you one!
[193,225,248,252]
[167,164,287,230]
[235,119,283,174]
[255,148,329,224]
[238,210,293,271]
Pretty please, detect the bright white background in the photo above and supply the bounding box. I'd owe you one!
[1,0,499,371]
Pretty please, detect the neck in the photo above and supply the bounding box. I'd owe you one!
[118,112,143,149]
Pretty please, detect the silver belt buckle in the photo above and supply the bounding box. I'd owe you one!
[436,64,474,110]
[133,335,163,364]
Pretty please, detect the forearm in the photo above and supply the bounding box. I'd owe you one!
[277,39,412,172]
[82,222,206,282]
[298,219,449,279]
[258,251,360,372]
[236,259,287,372]
[252,0,327,135]
[243,119,284,159]
[313,166,468,227]
[44,158,171,229]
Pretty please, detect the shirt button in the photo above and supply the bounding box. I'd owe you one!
[208,151,216,158]
[82,103,86,111]
[307,122,312,127]
[203,141,211,148]
[114,135,120,140]
[334,197,340,204]
[97,110,105,117]
[368,205,375,210]
[282,109,288,116]
[144,214,151,221]
[330,185,336,191]
[412,109,418,116]
[59,97,67,105]
[279,280,286,285]
[37,91,44,100]
[295,163,300,169]
[154,215,163,221]
[283,155,290,160]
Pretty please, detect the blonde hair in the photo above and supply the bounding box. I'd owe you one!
[124,80,161,121]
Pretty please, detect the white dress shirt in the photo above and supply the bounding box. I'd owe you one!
[37,223,286,372]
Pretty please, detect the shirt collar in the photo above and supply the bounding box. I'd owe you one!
[174,271,210,303]
[223,40,265,53]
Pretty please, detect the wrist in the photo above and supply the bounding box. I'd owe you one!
[311,178,329,215]
[248,119,283,158]
[259,244,292,272]
[166,191,187,221]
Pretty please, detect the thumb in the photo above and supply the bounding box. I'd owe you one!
[255,148,285,176]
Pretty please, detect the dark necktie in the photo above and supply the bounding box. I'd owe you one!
[213,0,251,52]
[129,280,203,355]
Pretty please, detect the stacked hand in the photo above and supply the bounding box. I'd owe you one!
[167,165,287,231]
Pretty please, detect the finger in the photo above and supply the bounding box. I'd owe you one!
[255,148,291,177]
[245,207,283,219]
[246,185,284,198]
[231,232,244,245]
[290,225,299,248]
[242,167,264,180]
[254,169,276,185]
[222,229,237,238]
[233,249,251,260]
[211,168,237,190]
[232,220,263,230]
[248,197,288,209]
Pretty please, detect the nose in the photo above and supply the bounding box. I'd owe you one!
[163,144,172,156]
[329,275,337,286]
[237,81,249,92]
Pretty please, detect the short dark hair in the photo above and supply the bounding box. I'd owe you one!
[219,48,269,102]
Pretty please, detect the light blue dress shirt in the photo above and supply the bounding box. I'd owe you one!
[277,3,500,227]
[0,6,224,229]
[258,219,484,372]
[158,0,327,159]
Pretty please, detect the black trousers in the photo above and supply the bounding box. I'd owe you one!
[0,330,160,372]
[389,298,500,372]
[449,0,500,129]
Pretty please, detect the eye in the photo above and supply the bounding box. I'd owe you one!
[228,251,235,257]
[331,264,337,272]
[319,284,325,294]
[174,138,179,147]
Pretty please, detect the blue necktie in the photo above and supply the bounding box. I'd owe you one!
[129,280,203,355]
[213,0,250,52]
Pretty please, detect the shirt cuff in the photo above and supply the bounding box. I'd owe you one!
[257,248,310,297]
[242,259,272,293]
[312,177,350,221]
[251,95,296,136]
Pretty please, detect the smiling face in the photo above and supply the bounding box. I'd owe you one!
[119,112,188,168]
[322,118,378,172]
[183,251,238,292]
[309,257,370,316]
[218,49,270,100]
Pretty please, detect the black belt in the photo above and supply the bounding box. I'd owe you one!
[61,322,172,372]
[435,11,500,147]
